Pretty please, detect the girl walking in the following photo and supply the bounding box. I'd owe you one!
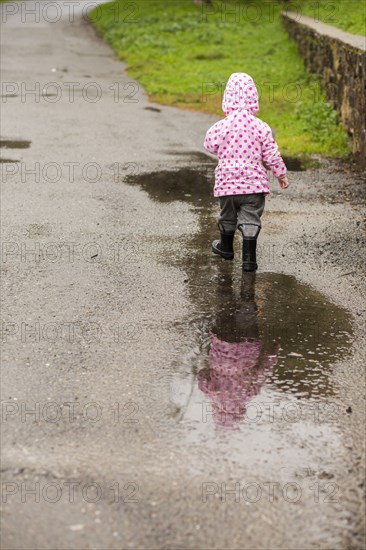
[204,72,289,271]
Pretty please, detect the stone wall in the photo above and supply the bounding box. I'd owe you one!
[282,12,366,167]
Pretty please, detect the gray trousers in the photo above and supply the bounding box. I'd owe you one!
[218,193,265,237]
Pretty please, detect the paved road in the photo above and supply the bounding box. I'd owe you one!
[1,2,365,549]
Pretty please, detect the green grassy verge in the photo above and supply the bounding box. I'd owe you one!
[90,0,353,158]
[298,0,366,35]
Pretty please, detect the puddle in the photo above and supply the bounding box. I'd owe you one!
[281,156,321,171]
[126,166,214,204]
[144,106,161,113]
[0,140,31,149]
[183,270,350,388]
[125,165,353,431]
[168,267,352,430]
[282,155,305,171]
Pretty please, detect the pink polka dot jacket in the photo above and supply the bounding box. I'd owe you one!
[203,73,287,197]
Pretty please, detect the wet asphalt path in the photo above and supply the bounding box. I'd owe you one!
[1,2,365,549]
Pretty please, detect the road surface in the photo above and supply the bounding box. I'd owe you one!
[1,2,365,549]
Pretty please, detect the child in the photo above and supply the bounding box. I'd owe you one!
[203,72,289,271]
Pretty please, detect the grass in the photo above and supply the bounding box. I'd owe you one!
[90,0,354,158]
[298,0,366,35]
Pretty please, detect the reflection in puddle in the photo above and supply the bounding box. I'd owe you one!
[198,273,277,428]
[125,163,353,431]
[173,270,352,430]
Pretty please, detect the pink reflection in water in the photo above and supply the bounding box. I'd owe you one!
[198,335,278,428]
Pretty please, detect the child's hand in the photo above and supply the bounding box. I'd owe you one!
[278,176,289,189]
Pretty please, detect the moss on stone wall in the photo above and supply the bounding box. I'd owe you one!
[282,13,366,167]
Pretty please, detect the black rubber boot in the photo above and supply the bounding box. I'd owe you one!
[242,237,258,271]
[212,232,235,260]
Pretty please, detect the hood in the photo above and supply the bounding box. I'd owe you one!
[222,72,259,116]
